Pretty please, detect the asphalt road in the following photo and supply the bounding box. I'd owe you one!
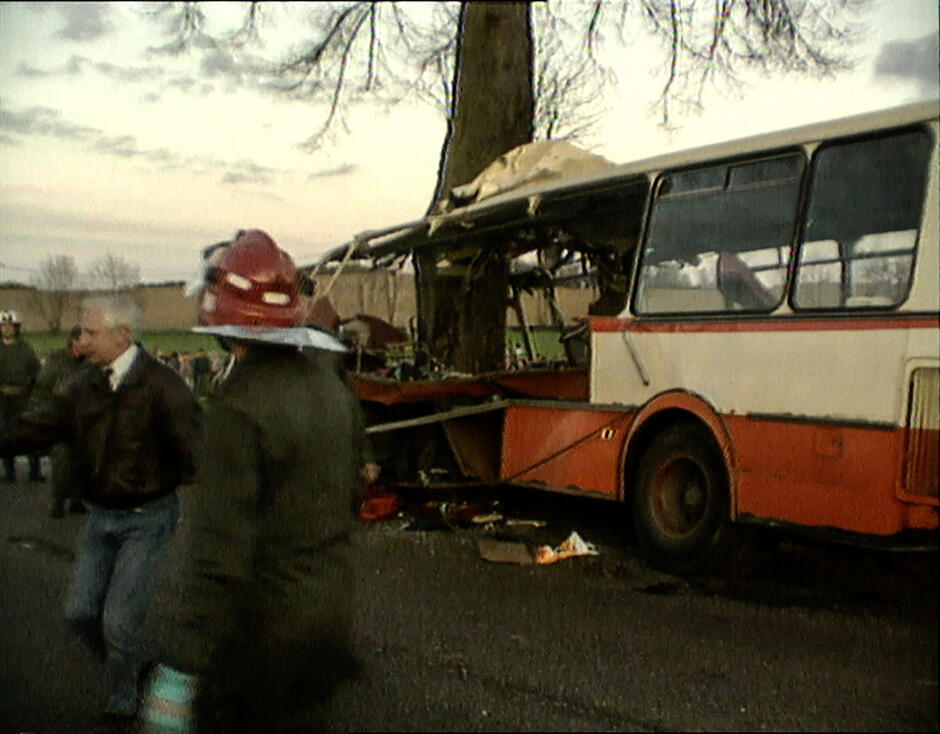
[1,462,937,732]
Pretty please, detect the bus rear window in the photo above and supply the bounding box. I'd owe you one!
[793,129,931,310]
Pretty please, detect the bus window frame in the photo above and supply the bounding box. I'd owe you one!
[789,124,933,313]
[630,149,806,318]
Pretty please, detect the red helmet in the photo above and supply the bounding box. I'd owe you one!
[199,229,303,328]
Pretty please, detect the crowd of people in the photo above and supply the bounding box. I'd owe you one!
[153,349,229,398]
[0,229,379,732]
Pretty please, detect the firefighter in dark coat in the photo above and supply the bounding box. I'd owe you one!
[0,309,43,482]
[145,230,368,732]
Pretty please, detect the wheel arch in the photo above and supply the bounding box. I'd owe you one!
[620,391,738,518]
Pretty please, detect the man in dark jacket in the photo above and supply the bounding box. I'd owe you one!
[145,230,366,732]
[32,325,89,517]
[0,295,200,720]
[0,309,43,481]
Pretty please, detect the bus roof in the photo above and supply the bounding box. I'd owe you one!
[314,100,939,266]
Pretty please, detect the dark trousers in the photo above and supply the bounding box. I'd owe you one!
[49,444,80,501]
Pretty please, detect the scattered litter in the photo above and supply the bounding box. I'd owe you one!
[505,518,547,528]
[358,485,403,521]
[470,513,504,524]
[477,530,599,566]
[404,500,502,531]
[478,538,535,565]
[534,531,599,565]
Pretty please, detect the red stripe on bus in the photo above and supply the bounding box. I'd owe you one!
[589,314,940,333]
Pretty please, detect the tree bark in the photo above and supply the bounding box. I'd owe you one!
[416,1,534,373]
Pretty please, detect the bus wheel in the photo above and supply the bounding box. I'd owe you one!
[632,420,739,575]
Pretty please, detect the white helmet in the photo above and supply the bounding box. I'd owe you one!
[0,310,20,324]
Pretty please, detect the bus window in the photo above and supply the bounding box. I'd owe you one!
[793,239,843,308]
[636,153,802,314]
[794,129,931,310]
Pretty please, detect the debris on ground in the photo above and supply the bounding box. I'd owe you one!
[477,538,535,565]
[534,531,599,565]
[477,530,599,566]
[505,518,547,528]
[358,485,404,521]
[403,499,503,531]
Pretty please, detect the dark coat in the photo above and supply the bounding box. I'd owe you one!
[0,338,41,422]
[0,346,200,507]
[160,346,366,728]
[33,347,89,402]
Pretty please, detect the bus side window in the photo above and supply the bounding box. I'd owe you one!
[794,240,843,308]
[794,129,930,310]
[636,153,801,315]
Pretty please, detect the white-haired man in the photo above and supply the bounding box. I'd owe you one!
[0,294,201,721]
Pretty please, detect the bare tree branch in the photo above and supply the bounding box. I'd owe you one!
[88,253,141,292]
[147,0,868,147]
[29,254,79,332]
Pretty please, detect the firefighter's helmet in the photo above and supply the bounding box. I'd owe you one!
[199,229,303,328]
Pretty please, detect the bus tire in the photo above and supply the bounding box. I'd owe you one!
[631,420,740,575]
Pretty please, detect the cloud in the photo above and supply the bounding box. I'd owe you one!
[53,3,114,42]
[14,54,163,85]
[92,59,164,84]
[200,48,240,79]
[872,33,940,96]
[0,104,101,141]
[306,164,358,181]
[14,63,51,78]
[0,100,295,189]
[220,161,278,185]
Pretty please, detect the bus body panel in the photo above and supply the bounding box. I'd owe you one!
[589,319,939,535]
[499,404,628,496]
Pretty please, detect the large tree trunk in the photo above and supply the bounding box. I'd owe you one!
[415,1,533,373]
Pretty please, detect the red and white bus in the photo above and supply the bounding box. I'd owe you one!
[326,101,939,572]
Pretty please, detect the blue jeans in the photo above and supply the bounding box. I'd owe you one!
[65,492,179,715]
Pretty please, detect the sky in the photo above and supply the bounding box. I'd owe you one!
[0,1,937,285]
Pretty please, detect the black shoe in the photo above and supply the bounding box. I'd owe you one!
[68,500,87,515]
[51,500,65,519]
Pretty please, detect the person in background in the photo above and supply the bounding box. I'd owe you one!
[0,309,43,482]
[145,230,367,732]
[190,348,213,399]
[32,325,90,517]
[0,295,201,722]
[297,271,380,488]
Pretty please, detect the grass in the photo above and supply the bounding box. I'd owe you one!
[23,326,566,362]
[23,330,222,359]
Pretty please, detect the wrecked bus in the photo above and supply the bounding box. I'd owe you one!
[316,101,939,574]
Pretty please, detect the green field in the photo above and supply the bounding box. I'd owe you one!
[23,326,565,362]
[23,330,223,359]
[506,325,566,361]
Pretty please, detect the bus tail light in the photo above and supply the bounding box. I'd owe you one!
[904,367,939,502]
